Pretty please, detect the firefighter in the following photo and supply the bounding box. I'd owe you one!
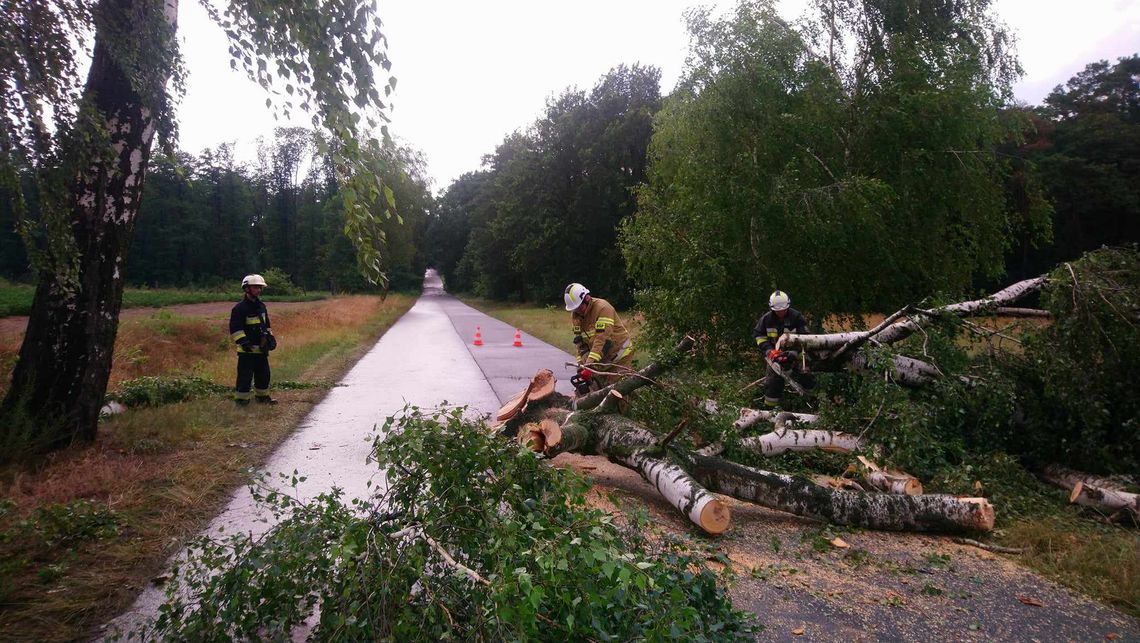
[751,290,809,407]
[564,283,634,395]
[230,274,278,405]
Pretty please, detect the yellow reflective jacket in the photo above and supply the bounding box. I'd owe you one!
[570,297,632,365]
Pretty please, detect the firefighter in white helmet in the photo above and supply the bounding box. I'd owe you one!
[229,274,278,405]
[564,283,634,395]
[751,290,809,407]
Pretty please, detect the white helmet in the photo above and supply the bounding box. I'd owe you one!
[564,283,590,311]
[242,274,267,289]
[769,290,790,311]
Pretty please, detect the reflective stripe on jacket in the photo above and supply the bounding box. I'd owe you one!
[230,297,272,354]
[570,297,632,365]
[751,308,807,353]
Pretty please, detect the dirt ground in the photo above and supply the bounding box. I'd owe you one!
[554,453,1140,642]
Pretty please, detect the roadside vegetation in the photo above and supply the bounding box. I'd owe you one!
[147,408,755,640]
[0,294,415,641]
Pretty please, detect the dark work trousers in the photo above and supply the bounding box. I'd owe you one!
[235,353,271,400]
[763,352,814,407]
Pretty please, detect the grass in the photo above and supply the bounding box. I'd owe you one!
[457,296,642,355]
[0,282,331,317]
[0,293,415,642]
[1002,509,1139,617]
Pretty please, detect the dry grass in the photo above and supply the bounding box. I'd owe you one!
[1005,517,1140,617]
[0,294,415,642]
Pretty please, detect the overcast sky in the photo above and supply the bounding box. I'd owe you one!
[175,0,1140,191]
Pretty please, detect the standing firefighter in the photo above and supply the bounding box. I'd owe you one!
[752,290,809,407]
[230,274,278,405]
[564,283,634,395]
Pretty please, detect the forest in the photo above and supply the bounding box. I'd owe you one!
[0,131,432,293]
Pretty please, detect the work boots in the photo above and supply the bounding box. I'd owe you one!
[254,396,279,405]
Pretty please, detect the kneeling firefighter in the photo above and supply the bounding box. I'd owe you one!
[564,283,635,395]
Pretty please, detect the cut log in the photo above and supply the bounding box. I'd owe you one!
[857,456,923,495]
[608,446,731,535]
[1041,464,1140,518]
[682,453,994,533]
[545,406,727,534]
[739,429,862,457]
[863,471,924,496]
[538,419,561,451]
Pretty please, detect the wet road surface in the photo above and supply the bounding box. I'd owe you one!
[106,270,577,637]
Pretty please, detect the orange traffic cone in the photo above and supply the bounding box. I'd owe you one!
[512,329,523,347]
[473,327,483,346]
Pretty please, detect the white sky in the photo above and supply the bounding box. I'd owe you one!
[175,0,1140,192]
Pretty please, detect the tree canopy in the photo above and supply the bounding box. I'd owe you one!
[621,0,1038,354]
[425,64,661,306]
[0,0,401,458]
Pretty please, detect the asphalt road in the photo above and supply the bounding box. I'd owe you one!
[105,269,578,638]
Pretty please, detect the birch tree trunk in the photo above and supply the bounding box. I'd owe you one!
[1,0,178,456]
[738,430,862,456]
[682,454,993,533]
[783,277,1047,353]
[1041,464,1140,518]
[528,397,992,534]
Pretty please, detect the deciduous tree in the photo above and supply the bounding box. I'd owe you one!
[0,0,396,459]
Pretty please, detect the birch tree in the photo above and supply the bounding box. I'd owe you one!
[0,0,395,459]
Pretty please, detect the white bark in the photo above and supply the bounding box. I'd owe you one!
[738,429,862,456]
[734,408,819,431]
[610,449,731,535]
[863,471,924,496]
[857,456,923,495]
[992,307,1052,318]
[849,353,940,386]
[783,277,1047,352]
[1041,464,1140,518]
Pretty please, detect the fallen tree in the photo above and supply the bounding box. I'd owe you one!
[504,257,1140,539]
[509,369,994,535]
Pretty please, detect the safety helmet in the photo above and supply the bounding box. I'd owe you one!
[769,290,790,311]
[242,274,268,289]
[564,283,590,311]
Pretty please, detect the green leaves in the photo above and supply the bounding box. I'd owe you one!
[150,407,754,640]
[206,0,400,286]
[624,0,1026,357]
